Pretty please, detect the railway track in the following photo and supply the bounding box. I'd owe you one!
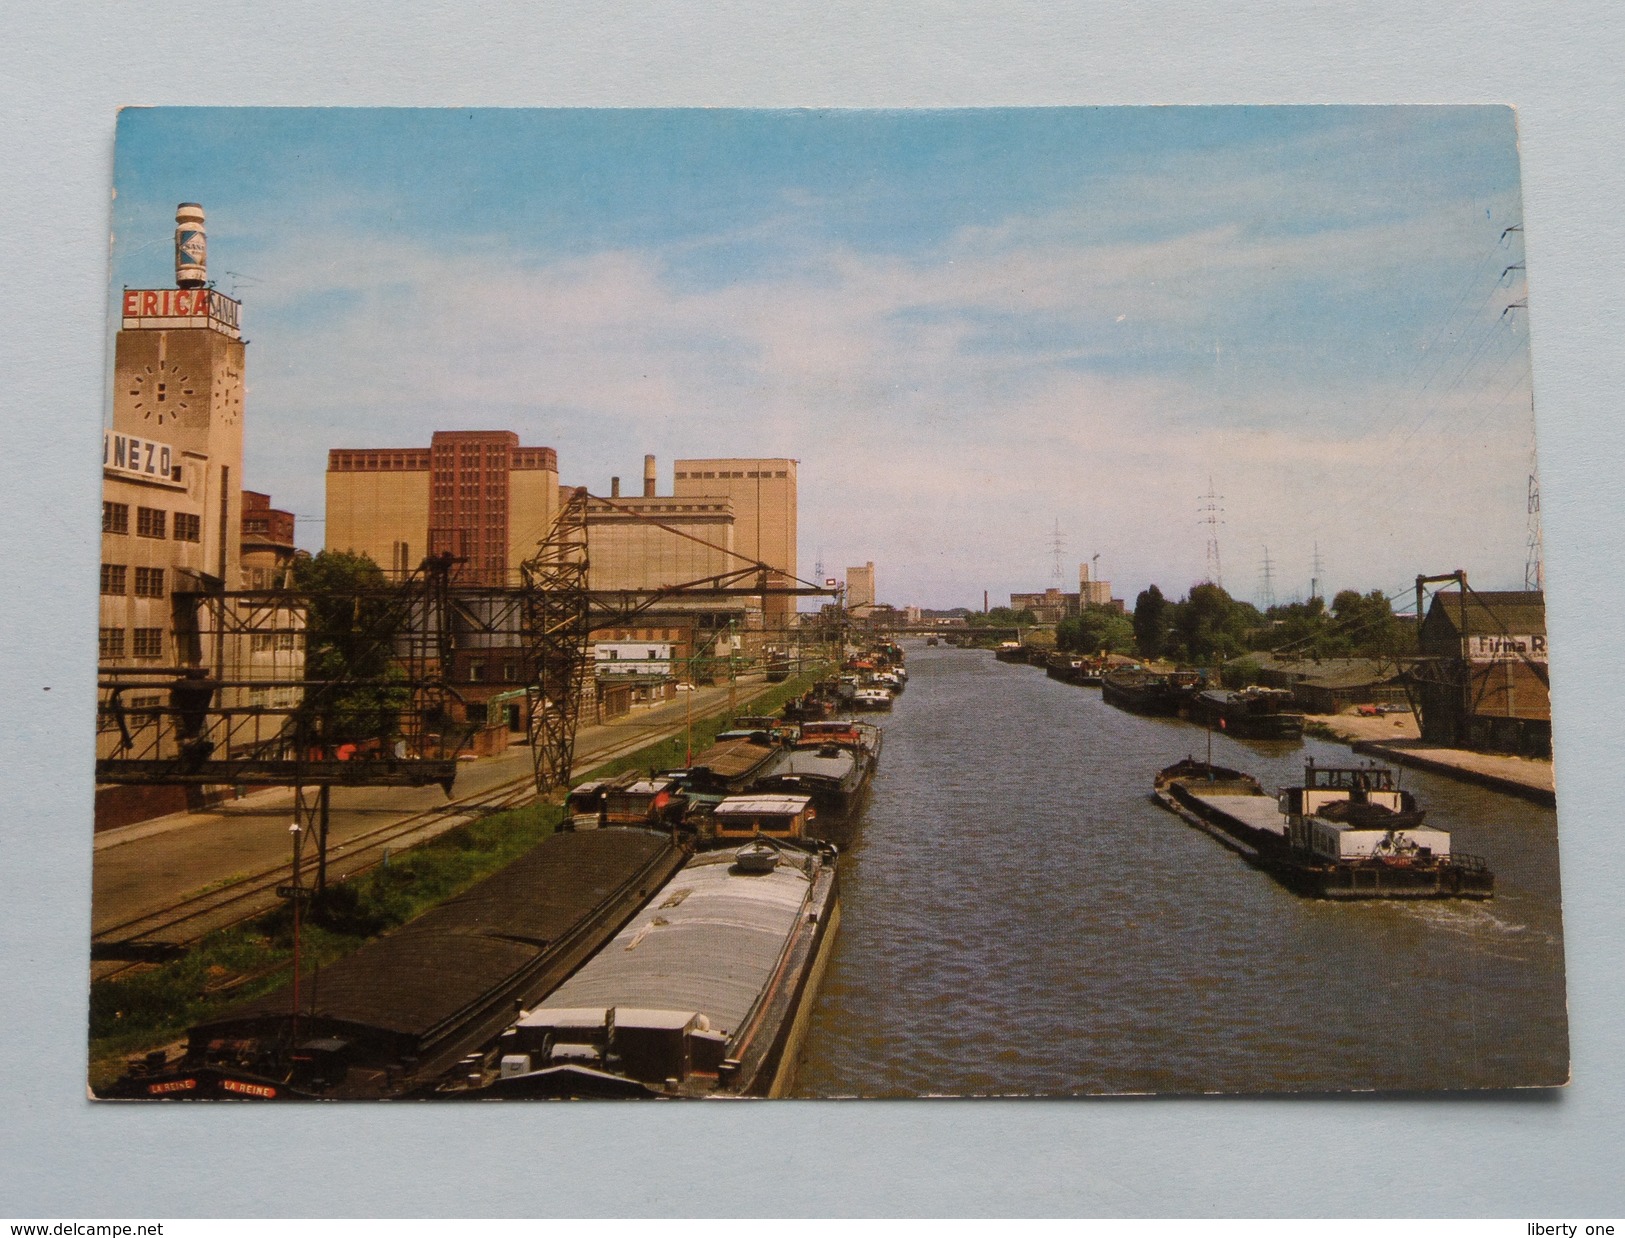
[91,678,794,982]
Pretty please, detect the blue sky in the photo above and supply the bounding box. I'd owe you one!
[110,107,1535,610]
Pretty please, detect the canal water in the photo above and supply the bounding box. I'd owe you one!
[793,643,1569,1096]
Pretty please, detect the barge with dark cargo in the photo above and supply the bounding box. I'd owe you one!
[445,795,841,1099]
[1192,686,1306,739]
[752,721,880,844]
[1153,756,1493,899]
[105,828,690,1100]
[1103,667,1206,716]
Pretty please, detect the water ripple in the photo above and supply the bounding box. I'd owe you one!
[793,645,1569,1096]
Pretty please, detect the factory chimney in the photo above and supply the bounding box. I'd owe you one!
[175,203,207,289]
[643,454,657,498]
[610,477,621,499]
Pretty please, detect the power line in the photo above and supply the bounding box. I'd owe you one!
[1199,478,1224,589]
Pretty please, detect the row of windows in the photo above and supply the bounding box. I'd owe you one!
[99,628,163,658]
[100,566,167,597]
[102,503,201,542]
[330,452,430,471]
[466,660,522,683]
[673,470,788,480]
[248,632,305,652]
[247,686,302,709]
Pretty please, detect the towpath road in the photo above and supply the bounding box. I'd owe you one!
[1305,710,1554,805]
[91,674,779,945]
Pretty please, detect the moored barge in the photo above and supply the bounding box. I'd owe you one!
[449,796,840,1099]
[1103,668,1205,716]
[1153,757,1493,899]
[1192,687,1305,739]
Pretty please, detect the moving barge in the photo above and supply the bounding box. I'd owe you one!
[106,829,689,1099]
[1153,757,1493,899]
[446,796,840,1099]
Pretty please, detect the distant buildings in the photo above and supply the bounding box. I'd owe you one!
[1010,562,1120,622]
[846,562,876,617]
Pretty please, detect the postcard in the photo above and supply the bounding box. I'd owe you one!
[90,107,1565,1099]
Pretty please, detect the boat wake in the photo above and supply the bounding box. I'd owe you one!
[1397,898,1557,960]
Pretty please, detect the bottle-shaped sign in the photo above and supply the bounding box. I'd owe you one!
[175,203,207,288]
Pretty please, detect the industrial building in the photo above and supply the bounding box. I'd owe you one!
[1410,590,1550,756]
[846,562,876,618]
[102,205,246,675]
[674,458,798,627]
[325,431,560,586]
[1010,563,1119,623]
[98,205,305,828]
[586,458,740,595]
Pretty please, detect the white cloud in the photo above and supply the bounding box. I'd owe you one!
[225,164,1535,609]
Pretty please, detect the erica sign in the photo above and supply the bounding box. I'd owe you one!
[105,432,176,483]
[121,287,242,337]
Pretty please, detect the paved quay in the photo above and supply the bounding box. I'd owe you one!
[1304,711,1555,807]
[92,674,779,940]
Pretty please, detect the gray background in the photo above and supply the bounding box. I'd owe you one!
[2,2,1621,1217]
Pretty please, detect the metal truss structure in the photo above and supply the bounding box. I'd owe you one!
[98,489,842,806]
[96,553,464,792]
[520,486,594,792]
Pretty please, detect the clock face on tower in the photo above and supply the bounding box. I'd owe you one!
[127,360,196,428]
[213,364,242,426]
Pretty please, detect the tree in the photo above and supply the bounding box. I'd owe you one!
[291,550,412,750]
[1133,585,1169,659]
[1169,582,1255,663]
[1330,588,1415,660]
[1058,605,1135,655]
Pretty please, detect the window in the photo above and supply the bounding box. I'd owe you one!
[250,633,274,653]
[173,512,201,542]
[103,502,129,534]
[100,564,127,595]
[469,661,485,682]
[99,628,125,658]
[132,628,163,658]
[502,661,517,682]
[249,687,270,709]
[134,567,165,598]
[136,507,167,539]
[275,632,298,652]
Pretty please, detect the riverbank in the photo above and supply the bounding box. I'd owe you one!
[1304,711,1555,807]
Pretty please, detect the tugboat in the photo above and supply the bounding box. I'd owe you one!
[1153,756,1493,899]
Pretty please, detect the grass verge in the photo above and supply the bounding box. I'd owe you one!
[88,799,558,1090]
[577,669,824,783]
